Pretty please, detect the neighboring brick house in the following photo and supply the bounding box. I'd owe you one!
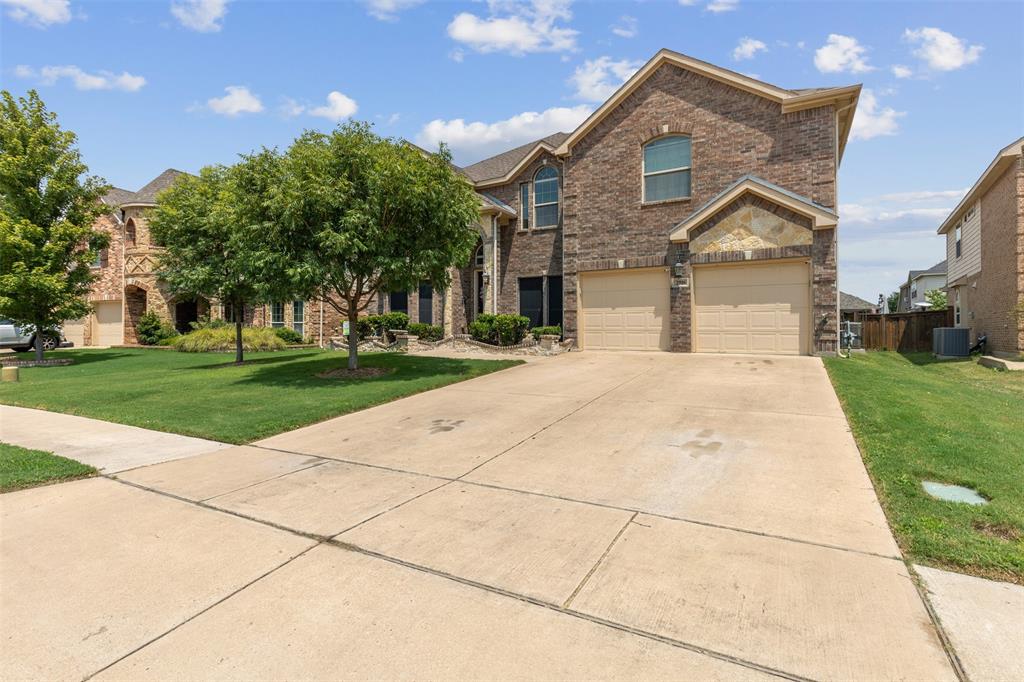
[69,169,360,347]
[839,291,877,321]
[938,137,1024,356]
[896,261,947,312]
[76,49,859,355]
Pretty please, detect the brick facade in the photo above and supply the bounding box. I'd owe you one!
[563,63,837,353]
[974,158,1024,354]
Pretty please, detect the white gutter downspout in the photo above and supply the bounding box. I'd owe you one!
[319,299,324,348]
[492,214,499,313]
[833,101,856,351]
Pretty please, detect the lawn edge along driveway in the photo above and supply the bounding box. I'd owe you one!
[824,351,1023,584]
[0,349,522,445]
[0,442,96,493]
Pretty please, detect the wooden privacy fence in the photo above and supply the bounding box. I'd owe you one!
[858,309,954,351]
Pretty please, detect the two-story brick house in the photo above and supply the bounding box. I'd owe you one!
[938,137,1024,356]
[423,49,858,355]
[79,49,858,355]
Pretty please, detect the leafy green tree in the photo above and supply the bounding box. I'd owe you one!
[886,291,900,314]
[0,90,109,361]
[924,288,947,310]
[149,154,288,364]
[273,122,480,369]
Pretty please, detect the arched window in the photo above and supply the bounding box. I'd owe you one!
[643,135,691,202]
[125,218,137,247]
[533,166,559,228]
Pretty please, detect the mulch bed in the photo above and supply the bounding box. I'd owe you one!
[316,366,394,380]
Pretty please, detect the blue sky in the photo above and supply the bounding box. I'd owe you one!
[2,0,1021,301]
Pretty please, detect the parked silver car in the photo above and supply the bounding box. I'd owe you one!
[0,320,73,352]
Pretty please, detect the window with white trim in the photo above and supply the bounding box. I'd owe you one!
[954,224,962,258]
[954,288,961,326]
[533,166,559,228]
[270,302,285,327]
[643,135,691,202]
[519,183,530,230]
[292,301,304,337]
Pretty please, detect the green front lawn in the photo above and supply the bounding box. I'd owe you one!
[0,442,96,493]
[824,352,1024,582]
[0,349,520,444]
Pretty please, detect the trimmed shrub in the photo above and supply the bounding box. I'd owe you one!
[469,314,531,346]
[531,325,562,340]
[407,323,444,341]
[172,326,286,353]
[357,312,410,341]
[273,327,305,344]
[136,311,179,346]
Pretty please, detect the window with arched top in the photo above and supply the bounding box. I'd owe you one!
[125,218,137,247]
[643,135,691,202]
[533,166,559,228]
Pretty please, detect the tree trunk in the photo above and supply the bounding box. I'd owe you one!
[347,307,359,370]
[235,316,244,364]
[34,322,44,362]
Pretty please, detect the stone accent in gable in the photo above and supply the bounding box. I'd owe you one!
[688,194,813,255]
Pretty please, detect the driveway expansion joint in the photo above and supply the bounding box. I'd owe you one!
[325,539,811,682]
[563,511,638,609]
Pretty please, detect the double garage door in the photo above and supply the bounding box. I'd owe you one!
[579,262,809,355]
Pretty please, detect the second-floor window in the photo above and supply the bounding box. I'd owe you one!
[126,219,137,247]
[533,166,559,228]
[643,135,691,202]
[519,183,530,230]
[91,249,103,268]
[955,225,962,258]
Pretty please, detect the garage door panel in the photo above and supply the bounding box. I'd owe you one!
[62,318,86,347]
[94,301,123,346]
[694,263,809,356]
[580,269,670,351]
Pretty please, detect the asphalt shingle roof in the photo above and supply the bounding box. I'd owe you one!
[100,187,135,207]
[129,169,190,204]
[908,260,947,280]
[461,132,570,183]
[839,291,876,311]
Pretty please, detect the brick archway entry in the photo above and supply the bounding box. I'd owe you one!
[124,285,148,344]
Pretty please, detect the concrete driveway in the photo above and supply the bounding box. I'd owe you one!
[1,352,958,680]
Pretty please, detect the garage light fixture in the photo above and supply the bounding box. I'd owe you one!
[673,261,685,277]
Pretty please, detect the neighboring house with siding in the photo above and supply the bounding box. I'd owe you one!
[937,137,1024,356]
[896,261,946,312]
[73,48,860,356]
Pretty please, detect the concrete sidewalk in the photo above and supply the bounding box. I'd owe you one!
[0,404,231,473]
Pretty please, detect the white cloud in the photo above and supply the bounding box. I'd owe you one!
[309,91,358,121]
[205,86,263,116]
[903,27,983,72]
[611,14,637,39]
[171,0,228,33]
[15,64,146,91]
[850,88,904,141]
[706,0,738,12]
[891,64,913,79]
[0,0,69,26]
[363,0,423,21]
[814,34,873,74]
[447,0,578,56]
[279,97,305,118]
[569,56,642,103]
[678,0,698,5]
[733,37,766,61]
[416,104,592,165]
[838,188,964,300]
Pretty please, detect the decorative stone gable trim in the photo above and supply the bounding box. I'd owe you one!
[639,121,692,143]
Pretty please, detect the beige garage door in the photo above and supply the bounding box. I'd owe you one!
[694,262,809,355]
[580,268,670,351]
[62,317,87,347]
[93,301,123,346]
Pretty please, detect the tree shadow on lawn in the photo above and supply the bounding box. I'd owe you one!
[182,352,320,370]
[231,352,517,389]
[38,350,137,366]
[899,351,974,367]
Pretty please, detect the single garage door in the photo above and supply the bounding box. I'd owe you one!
[62,317,87,347]
[580,268,670,351]
[694,261,809,355]
[93,301,123,346]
